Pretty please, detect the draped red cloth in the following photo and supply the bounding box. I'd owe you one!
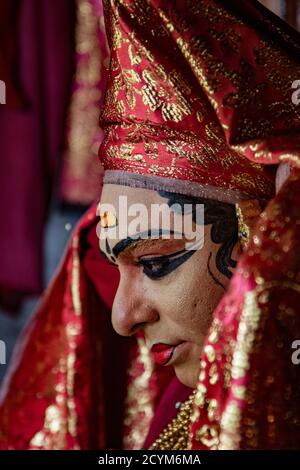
[0,0,23,108]
[59,0,110,206]
[1,0,300,450]
[0,0,75,307]
[190,168,300,450]
[0,205,189,449]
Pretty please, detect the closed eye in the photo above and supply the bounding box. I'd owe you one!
[138,248,196,280]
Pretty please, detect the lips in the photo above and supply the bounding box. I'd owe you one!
[150,342,182,366]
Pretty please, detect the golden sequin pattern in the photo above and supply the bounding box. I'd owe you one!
[62,0,106,204]
[218,291,261,450]
[123,337,155,450]
[100,0,277,199]
[29,236,82,449]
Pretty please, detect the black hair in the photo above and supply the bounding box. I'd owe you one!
[158,190,238,280]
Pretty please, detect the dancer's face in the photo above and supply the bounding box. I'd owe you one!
[98,184,239,387]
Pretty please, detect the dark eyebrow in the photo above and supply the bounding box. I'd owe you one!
[112,229,180,258]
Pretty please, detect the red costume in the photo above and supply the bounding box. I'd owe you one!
[1,0,300,450]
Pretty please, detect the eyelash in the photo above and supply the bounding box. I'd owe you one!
[138,258,170,279]
[137,249,194,280]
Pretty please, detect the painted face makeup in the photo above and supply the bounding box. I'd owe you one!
[105,229,198,281]
[98,184,240,388]
[137,248,196,281]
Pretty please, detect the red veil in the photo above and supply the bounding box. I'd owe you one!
[1,0,300,449]
[0,206,189,449]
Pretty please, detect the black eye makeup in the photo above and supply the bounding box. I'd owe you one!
[137,248,196,280]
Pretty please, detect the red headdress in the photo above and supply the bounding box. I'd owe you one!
[99,0,284,203]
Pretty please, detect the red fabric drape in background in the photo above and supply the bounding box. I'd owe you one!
[0,0,23,107]
[0,0,75,308]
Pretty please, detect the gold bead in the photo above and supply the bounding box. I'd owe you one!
[149,390,196,450]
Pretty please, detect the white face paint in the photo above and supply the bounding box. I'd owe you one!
[98,184,240,388]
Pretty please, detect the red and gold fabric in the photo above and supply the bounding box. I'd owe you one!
[1,0,300,450]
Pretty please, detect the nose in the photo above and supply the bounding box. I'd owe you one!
[111,269,158,336]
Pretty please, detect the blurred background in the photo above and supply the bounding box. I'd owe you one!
[0,0,299,381]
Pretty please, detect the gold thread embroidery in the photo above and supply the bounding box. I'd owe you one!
[123,337,155,450]
[218,290,261,450]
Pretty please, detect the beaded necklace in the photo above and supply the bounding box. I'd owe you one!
[149,391,196,450]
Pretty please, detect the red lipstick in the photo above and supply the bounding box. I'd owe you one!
[151,343,178,366]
